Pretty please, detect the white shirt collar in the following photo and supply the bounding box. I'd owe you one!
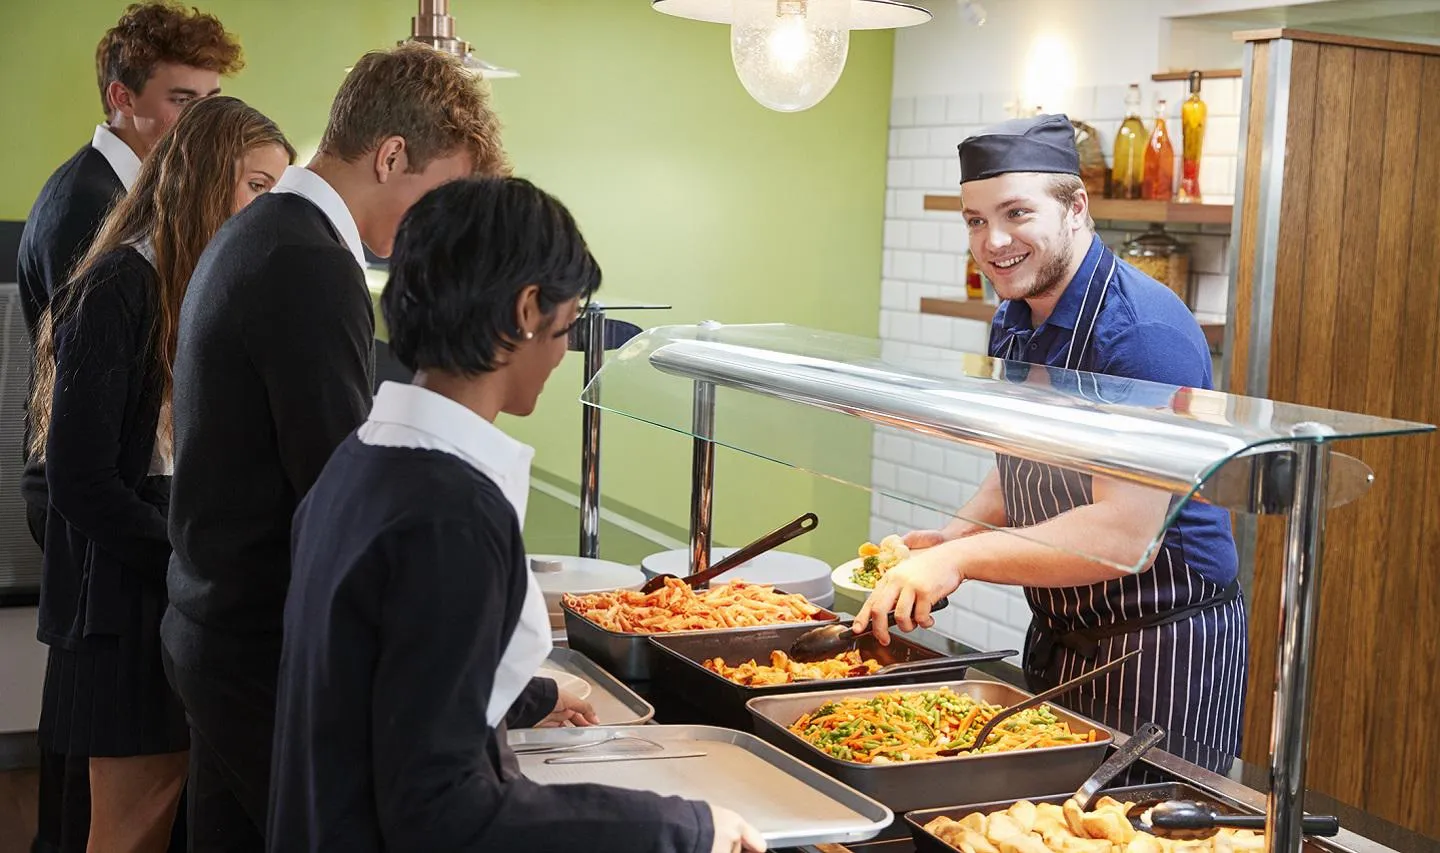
[129,238,156,267]
[270,166,367,268]
[360,381,536,520]
[90,125,142,191]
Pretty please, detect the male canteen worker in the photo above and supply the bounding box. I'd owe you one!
[855,114,1248,772]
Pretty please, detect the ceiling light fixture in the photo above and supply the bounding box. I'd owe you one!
[653,0,931,112]
[401,0,518,79]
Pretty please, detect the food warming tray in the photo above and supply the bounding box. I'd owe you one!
[560,593,839,682]
[540,648,654,726]
[509,724,893,847]
[904,782,1254,853]
[745,679,1111,814]
[647,624,975,732]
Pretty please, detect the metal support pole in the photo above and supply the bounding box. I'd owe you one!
[578,309,606,558]
[1267,434,1331,853]
[688,321,721,575]
[689,380,716,575]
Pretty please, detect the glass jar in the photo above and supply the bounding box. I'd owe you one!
[1122,224,1191,305]
[1071,118,1109,199]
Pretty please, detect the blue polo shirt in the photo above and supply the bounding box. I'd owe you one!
[988,234,1237,587]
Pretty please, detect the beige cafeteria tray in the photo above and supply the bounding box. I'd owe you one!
[509,724,892,847]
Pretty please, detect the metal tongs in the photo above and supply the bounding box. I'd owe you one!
[512,735,706,765]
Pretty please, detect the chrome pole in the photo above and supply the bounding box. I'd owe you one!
[688,322,720,574]
[1267,432,1330,853]
[578,309,606,558]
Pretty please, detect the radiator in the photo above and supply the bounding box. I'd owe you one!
[0,282,42,595]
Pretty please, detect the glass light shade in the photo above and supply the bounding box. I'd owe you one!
[730,0,850,113]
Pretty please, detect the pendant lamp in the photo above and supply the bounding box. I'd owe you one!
[396,0,518,78]
[652,0,930,112]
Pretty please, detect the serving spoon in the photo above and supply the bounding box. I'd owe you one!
[937,648,1141,756]
[639,512,818,595]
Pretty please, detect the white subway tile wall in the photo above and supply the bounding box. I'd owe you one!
[871,80,1244,657]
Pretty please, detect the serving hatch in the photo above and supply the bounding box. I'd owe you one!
[578,321,1436,853]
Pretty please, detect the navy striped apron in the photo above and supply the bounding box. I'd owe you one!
[992,249,1248,774]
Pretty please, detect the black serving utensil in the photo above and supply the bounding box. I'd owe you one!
[1127,799,1340,840]
[868,648,1015,677]
[1071,722,1166,810]
[937,648,1142,756]
[639,512,818,595]
[789,648,1016,681]
[788,596,951,663]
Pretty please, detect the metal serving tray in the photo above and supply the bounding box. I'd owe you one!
[508,724,893,847]
[541,647,654,726]
[904,782,1250,853]
[560,593,839,682]
[647,624,972,733]
[745,679,1111,814]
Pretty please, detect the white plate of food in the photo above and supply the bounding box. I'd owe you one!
[535,664,592,701]
[831,535,910,593]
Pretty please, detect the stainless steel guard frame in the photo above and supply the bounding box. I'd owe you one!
[1269,434,1331,853]
[579,309,606,557]
[656,341,1376,853]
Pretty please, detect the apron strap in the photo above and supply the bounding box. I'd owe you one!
[1025,580,1241,677]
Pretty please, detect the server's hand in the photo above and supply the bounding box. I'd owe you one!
[853,544,964,645]
[536,689,600,727]
[708,804,766,852]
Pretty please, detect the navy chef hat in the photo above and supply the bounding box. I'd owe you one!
[958,113,1080,184]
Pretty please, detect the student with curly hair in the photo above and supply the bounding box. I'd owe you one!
[17,10,245,851]
[18,0,244,547]
[30,95,293,853]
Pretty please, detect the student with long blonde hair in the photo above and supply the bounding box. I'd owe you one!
[29,95,294,853]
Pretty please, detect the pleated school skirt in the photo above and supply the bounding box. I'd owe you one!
[38,589,188,758]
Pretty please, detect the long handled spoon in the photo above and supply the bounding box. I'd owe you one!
[639,512,818,595]
[937,648,1142,756]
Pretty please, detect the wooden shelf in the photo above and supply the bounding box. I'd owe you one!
[1151,68,1241,82]
[922,194,1232,228]
[1089,199,1233,226]
[920,298,1228,355]
[919,296,998,323]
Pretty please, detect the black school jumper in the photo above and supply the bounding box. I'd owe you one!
[161,191,374,851]
[269,436,711,853]
[37,245,188,760]
[17,143,125,547]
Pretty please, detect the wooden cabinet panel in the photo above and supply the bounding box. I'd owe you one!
[1234,35,1440,840]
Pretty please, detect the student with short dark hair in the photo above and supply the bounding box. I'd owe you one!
[162,43,508,851]
[269,177,765,853]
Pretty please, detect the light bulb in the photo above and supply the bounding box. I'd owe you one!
[730,0,850,113]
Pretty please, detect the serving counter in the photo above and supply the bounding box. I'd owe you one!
[567,322,1435,853]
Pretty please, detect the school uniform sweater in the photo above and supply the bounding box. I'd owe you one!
[270,429,711,853]
[165,188,375,644]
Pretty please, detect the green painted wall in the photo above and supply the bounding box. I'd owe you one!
[1,0,890,569]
